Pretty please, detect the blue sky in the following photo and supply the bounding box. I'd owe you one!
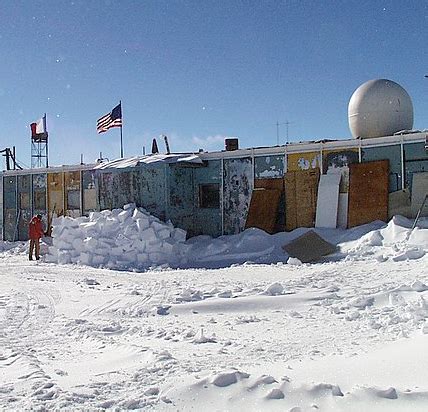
[0,0,427,167]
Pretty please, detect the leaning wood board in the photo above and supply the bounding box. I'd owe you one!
[285,169,320,231]
[348,160,389,228]
[245,188,281,234]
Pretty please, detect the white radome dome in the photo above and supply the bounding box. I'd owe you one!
[348,79,413,139]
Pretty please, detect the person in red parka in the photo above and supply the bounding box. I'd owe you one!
[29,214,44,260]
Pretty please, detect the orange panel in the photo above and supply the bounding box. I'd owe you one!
[245,189,281,234]
[348,160,389,228]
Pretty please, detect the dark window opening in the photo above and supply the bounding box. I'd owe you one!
[199,183,220,209]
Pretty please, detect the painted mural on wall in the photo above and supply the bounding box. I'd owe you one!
[223,157,253,235]
[254,155,284,179]
[323,149,359,192]
[287,152,321,172]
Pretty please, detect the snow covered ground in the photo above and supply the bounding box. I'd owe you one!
[0,216,427,411]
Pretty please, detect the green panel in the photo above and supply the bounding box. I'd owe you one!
[18,174,32,240]
[404,142,428,191]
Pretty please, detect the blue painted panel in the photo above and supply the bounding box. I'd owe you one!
[254,155,284,179]
[137,165,166,220]
[3,175,17,241]
[17,174,32,240]
[362,145,401,192]
[223,158,253,235]
[193,160,222,237]
[167,165,194,233]
[404,142,428,191]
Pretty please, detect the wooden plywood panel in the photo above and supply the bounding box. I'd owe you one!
[285,169,319,231]
[348,160,389,228]
[254,178,285,191]
[245,188,281,234]
[287,152,321,172]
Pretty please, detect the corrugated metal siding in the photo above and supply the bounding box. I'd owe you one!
[362,145,401,193]
[193,160,222,237]
[254,155,284,179]
[223,157,253,235]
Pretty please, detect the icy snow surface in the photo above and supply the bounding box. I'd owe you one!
[0,214,427,411]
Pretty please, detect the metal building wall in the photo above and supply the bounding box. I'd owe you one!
[17,174,32,240]
[403,142,428,191]
[3,175,17,241]
[254,155,284,179]
[0,175,3,240]
[287,151,321,172]
[82,170,98,214]
[193,160,222,237]
[64,171,81,217]
[32,173,47,230]
[223,157,253,235]
[167,164,195,234]
[138,165,167,220]
[47,172,65,218]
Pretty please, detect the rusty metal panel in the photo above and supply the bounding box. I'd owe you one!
[287,151,321,172]
[82,170,98,214]
[193,160,222,237]
[17,175,32,240]
[47,172,64,217]
[323,149,359,193]
[285,169,320,231]
[362,145,401,192]
[167,165,195,233]
[348,160,389,228]
[223,157,253,235]
[3,175,17,241]
[245,188,281,234]
[254,155,284,179]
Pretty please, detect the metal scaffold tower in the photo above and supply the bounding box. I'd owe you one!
[30,114,49,168]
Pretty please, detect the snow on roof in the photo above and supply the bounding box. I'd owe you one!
[93,153,203,169]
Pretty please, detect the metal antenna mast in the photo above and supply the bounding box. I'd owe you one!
[275,120,293,145]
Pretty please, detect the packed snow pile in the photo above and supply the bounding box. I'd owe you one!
[44,209,428,271]
[44,203,188,269]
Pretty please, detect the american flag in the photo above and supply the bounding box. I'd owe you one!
[96,103,122,133]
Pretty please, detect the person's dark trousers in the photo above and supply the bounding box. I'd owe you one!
[29,239,40,260]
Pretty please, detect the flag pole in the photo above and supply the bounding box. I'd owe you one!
[119,100,124,158]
